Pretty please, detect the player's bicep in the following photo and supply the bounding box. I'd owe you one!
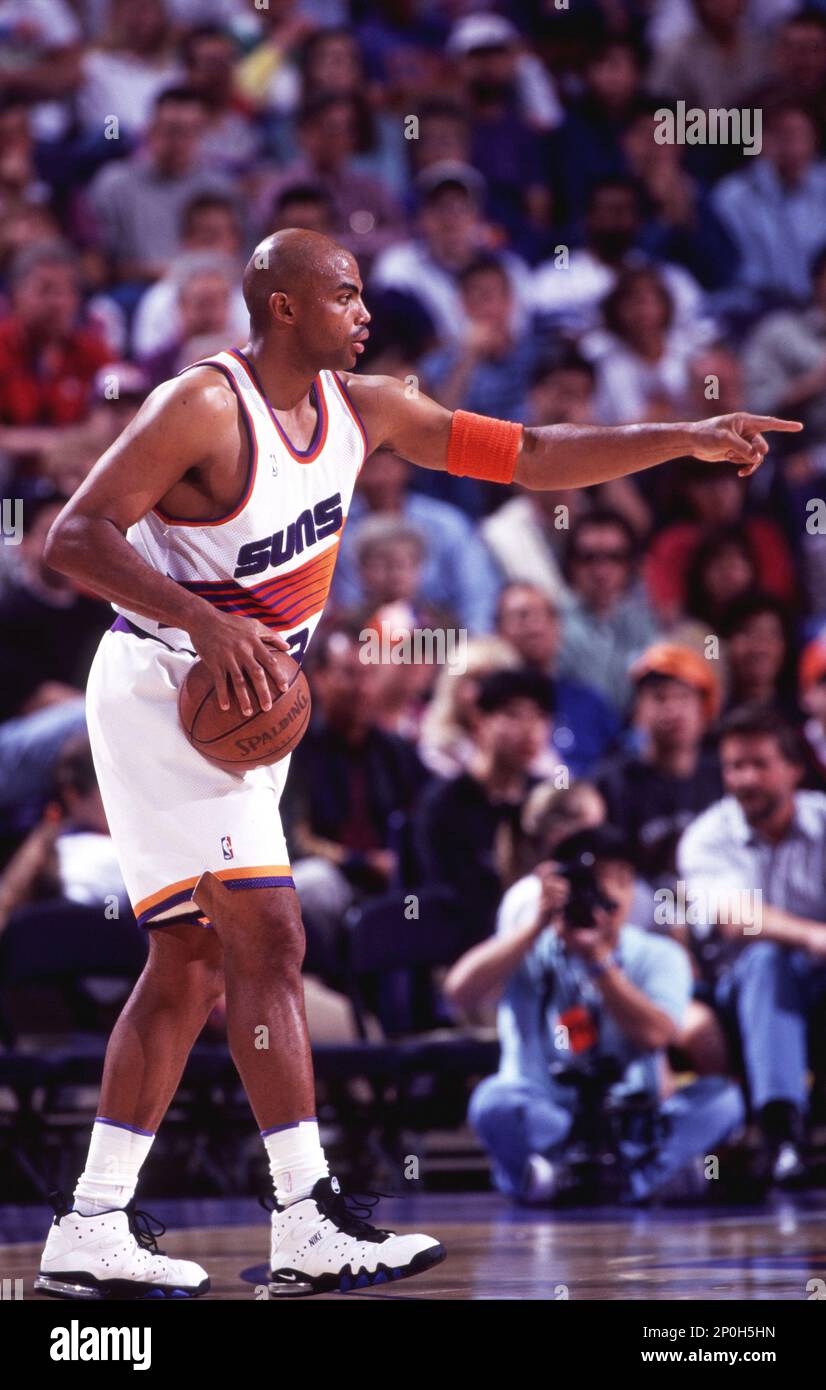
[349,374,453,471]
[56,376,236,532]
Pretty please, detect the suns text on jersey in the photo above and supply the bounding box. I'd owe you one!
[233,492,343,577]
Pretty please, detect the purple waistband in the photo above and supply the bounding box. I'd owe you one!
[110,614,195,656]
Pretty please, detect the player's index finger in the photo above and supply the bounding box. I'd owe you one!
[747,417,804,432]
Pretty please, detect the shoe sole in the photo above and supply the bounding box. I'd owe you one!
[34,1271,210,1300]
[268,1242,447,1297]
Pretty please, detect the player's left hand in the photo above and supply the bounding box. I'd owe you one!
[688,413,803,477]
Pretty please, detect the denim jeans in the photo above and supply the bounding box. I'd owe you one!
[0,699,87,819]
[716,941,826,1111]
[469,1071,745,1201]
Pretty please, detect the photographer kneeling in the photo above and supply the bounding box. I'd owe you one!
[446,827,745,1204]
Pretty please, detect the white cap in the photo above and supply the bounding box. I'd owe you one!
[446,13,519,57]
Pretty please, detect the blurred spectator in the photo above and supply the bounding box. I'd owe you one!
[296,27,407,196]
[354,0,448,110]
[495,582,621,776]
[132,193,246,359]
[139,254,241,386]
[86,87,234,284]
[282,622,429,983]
[0,491,110,726]
[742,243,826,448]
[420,256,539,422]
[530,178,712,347]
[233,0,316,115]
[589,268,696,424]
[417,634,521,780]
[618,104,738,290]
[757,8,826,142]
[677,706,826,1184]
[644,460,797,625]
[497,779,607,890]
[358,602,440,742]
[557,510,660,712]
[647,0,772,111]
[451,825,743,1204]
[180,24,260,176]
[370,162,531,345]
[332,448,501,633]
[798,637,826,783]
[596,643,722,907]
[405,100,471,183]
[0,734,128,935]
[683,524,759,632]
[270,181,335,235]
[254,93,405,265]
[481,352,600,605]
[0,0,82,139]
[37,361,150,497]
[416,669,552,945]
[445,12,558,246]
[718,591,799,719]
[711,105,826,309]
[350,513,456,631]
[0,244,111,464]
[551,38,643,227]
[0,488,110,820]
[0,96,52,232]
[77,0,176,140]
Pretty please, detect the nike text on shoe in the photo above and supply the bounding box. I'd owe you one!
[268,1176,446,1296]
[34,1192,209,1300]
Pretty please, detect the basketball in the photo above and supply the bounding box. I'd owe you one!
[178,652,311,773]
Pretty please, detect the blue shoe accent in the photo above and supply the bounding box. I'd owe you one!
[355,1272,369,1288]
[392,1268,402,1279]
[339,1274,352,1292]
[373,1271,388,1284]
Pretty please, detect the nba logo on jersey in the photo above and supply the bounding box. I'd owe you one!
[221,835,234,861]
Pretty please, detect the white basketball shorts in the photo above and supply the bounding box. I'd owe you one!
[85,621,294,928]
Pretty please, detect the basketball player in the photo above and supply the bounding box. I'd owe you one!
[35,229,801,1299]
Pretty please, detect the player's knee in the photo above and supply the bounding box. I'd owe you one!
[226,895,306,973]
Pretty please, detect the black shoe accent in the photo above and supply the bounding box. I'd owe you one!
[306,1178,396,1243]
[34,1269,210,1301]
[123,1199,168,1256]
[269,1242,447,1297]
[46,1189,71,1221]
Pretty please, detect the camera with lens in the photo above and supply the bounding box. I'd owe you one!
[556,850,618,930]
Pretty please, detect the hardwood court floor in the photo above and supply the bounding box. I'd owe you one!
[3,1192,826,1300]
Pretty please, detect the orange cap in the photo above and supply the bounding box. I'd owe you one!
[799,638,826,694]
[629,642,721,723]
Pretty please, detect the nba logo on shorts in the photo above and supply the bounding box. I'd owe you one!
[221,835,234,861]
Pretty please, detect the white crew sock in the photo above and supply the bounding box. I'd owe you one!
[73,1117,156,1216]
[262,1117,329,1206]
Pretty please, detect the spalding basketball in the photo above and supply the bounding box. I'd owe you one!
[178,652,311,773]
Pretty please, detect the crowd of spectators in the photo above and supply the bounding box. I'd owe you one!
[4,0,826,1203]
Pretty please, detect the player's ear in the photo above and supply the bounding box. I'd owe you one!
[269,290,294,325]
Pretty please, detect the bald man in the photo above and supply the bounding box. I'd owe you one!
[37,229,801,1299]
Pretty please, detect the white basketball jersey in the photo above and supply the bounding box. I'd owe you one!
[113,349,367,662]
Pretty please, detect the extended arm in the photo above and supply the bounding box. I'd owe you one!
[345,373,803,483]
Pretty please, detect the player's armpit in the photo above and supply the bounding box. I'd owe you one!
[49,369,242,537]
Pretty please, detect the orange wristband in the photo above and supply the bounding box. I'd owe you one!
[446,410,523,484]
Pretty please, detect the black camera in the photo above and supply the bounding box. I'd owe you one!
[556,850,618,930]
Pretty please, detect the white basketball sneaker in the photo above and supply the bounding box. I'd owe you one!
[35,1194,210,1300]
[268,1176,446,1296]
